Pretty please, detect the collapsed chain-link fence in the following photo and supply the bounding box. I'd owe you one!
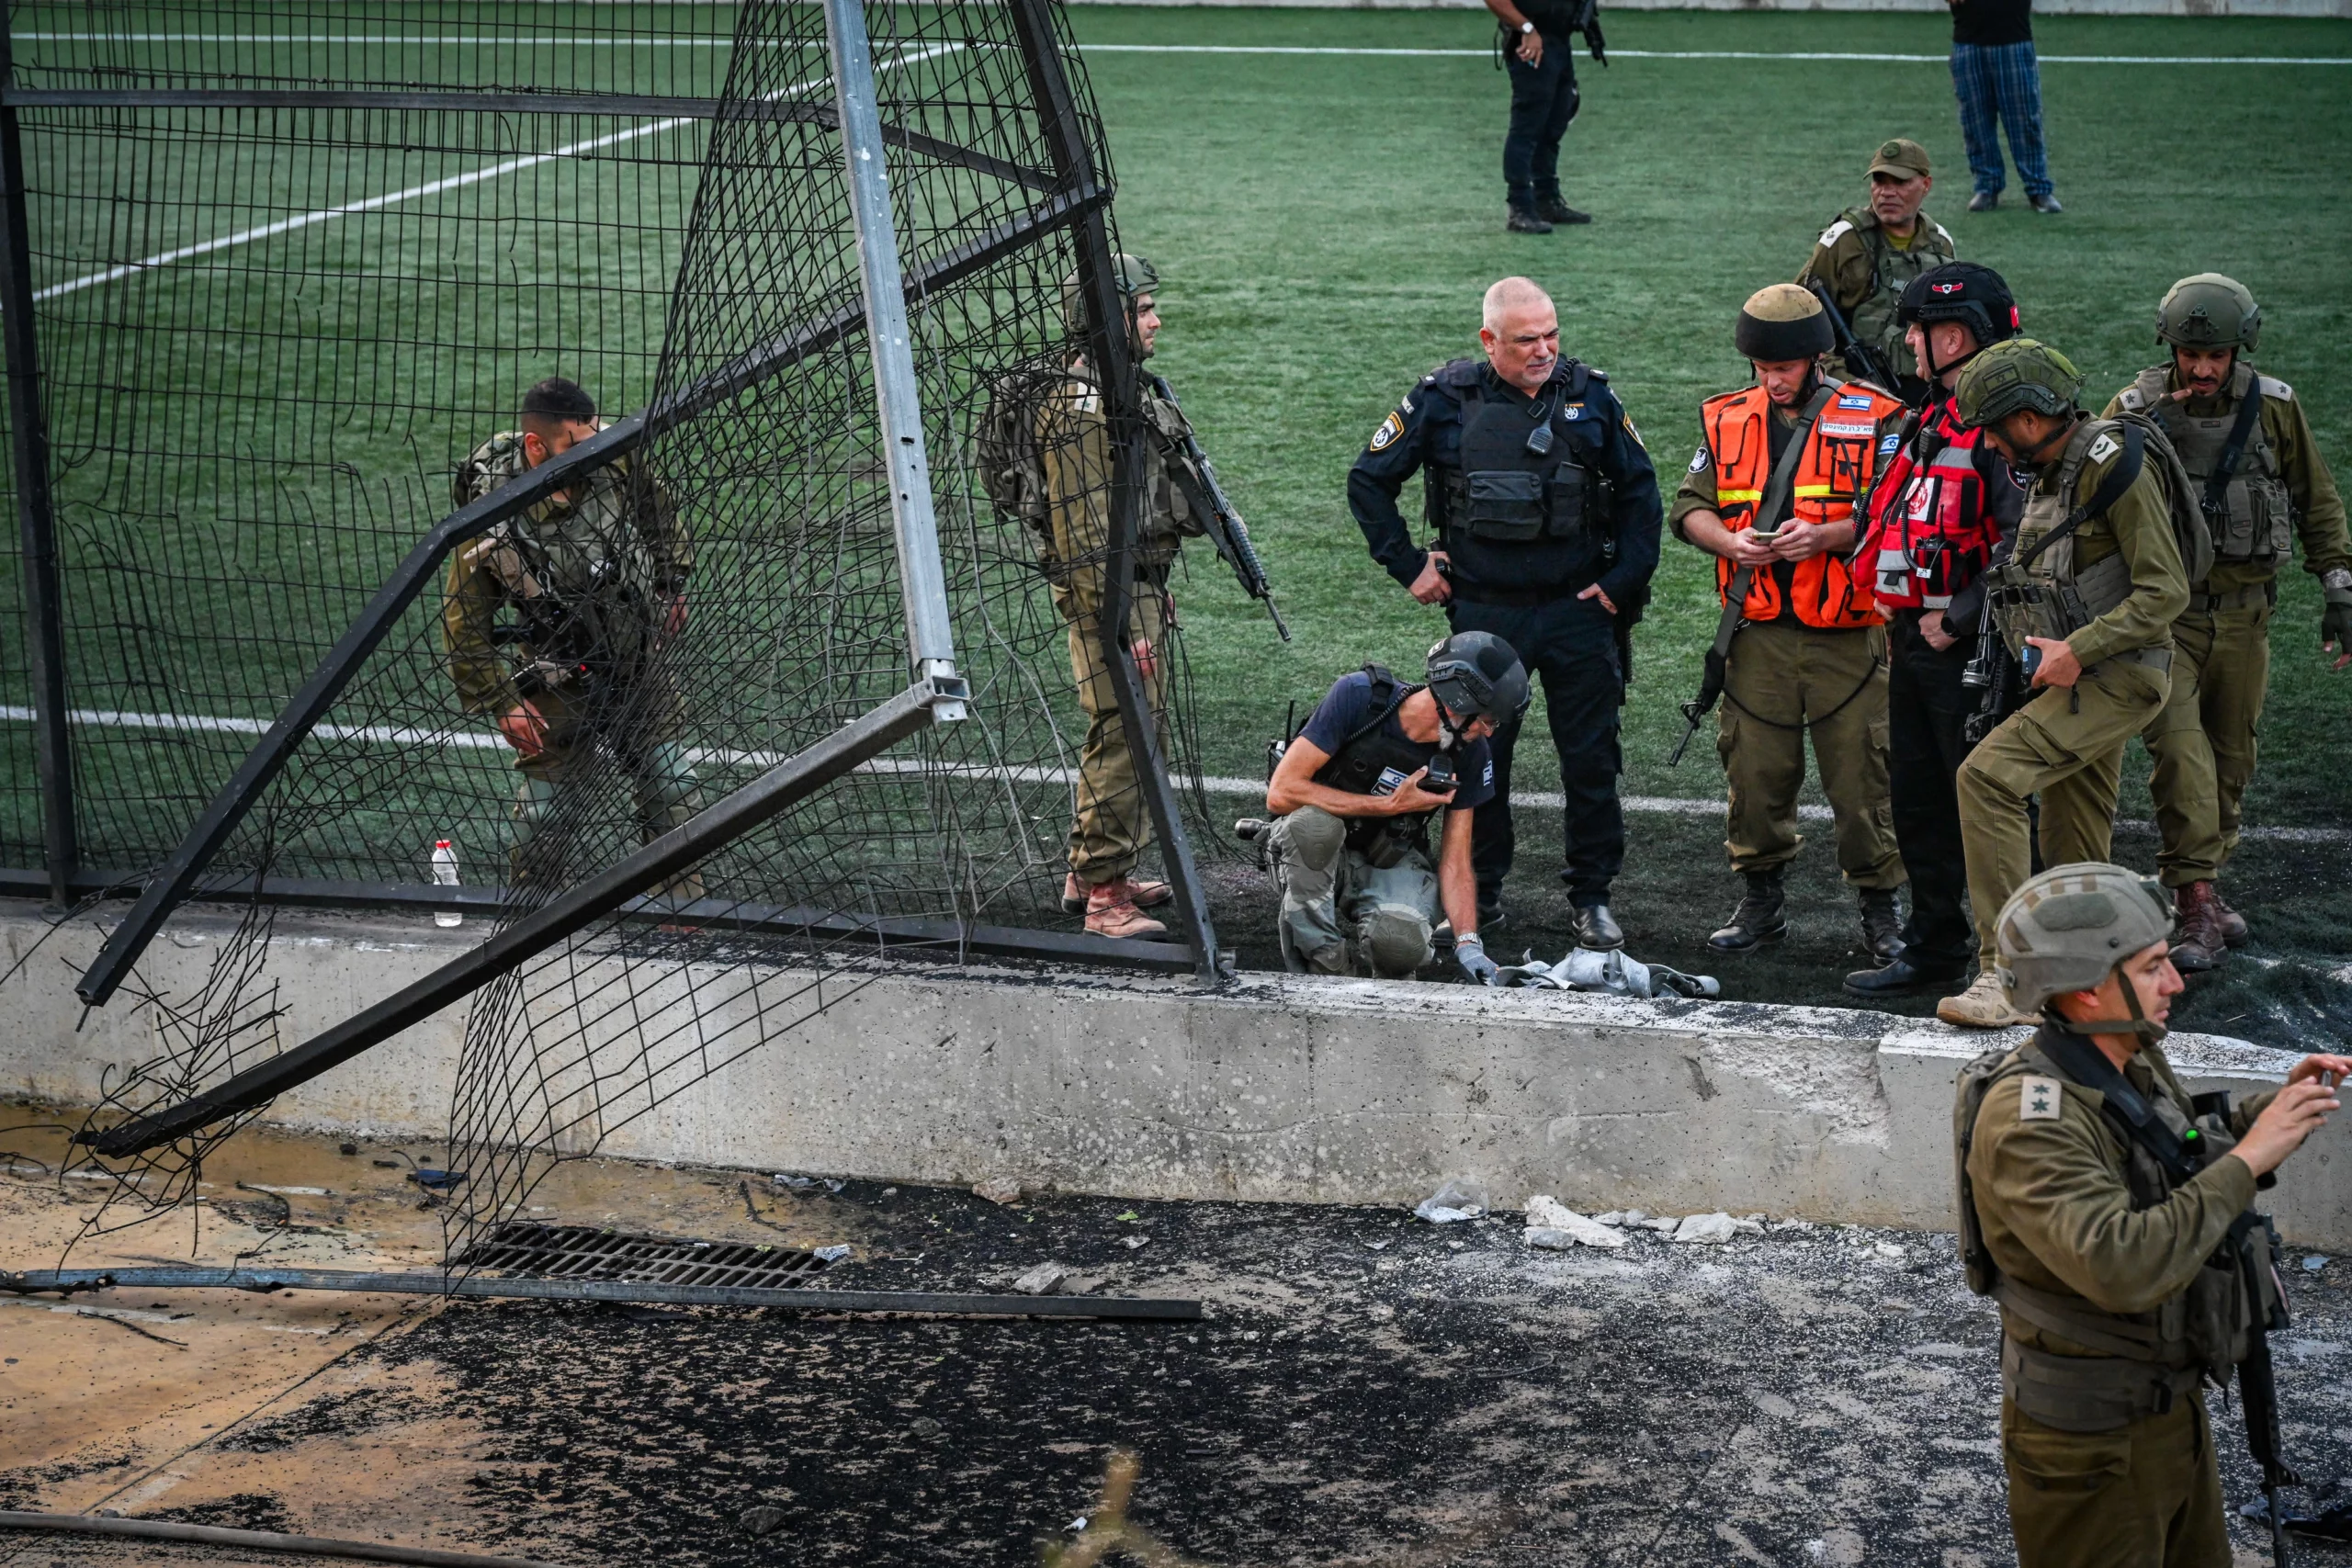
[0,0,1221,1257]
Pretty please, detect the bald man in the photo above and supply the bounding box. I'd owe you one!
[1347,276,1663,949]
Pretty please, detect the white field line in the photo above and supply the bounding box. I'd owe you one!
[28,41,962,304]
[20,36,2352,65]
[9,703,2346,841]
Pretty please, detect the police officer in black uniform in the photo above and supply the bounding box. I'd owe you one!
[1348,276,1663,947]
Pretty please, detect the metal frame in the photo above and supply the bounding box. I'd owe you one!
[1006,0,1220,983]
[87,676,964,1156]
[0,28,74,906]
[4,1265,1204,1320]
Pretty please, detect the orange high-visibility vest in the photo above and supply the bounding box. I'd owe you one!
[1700,380,1900,627]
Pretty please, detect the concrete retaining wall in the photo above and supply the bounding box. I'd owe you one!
[1070,0,2351,17]
[6,900,2344,1246]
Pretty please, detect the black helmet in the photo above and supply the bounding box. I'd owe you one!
[1426,631,1529,726]
[1897,262,2019,349]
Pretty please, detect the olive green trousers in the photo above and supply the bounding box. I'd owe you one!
[508,681,701,894]
[2002,1394,2230,1568]
[1958,657,2170,971]
[1064,587,1169,888]
[2142,597,2272,888]
[1716,619,1903,888]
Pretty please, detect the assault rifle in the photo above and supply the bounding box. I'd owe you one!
[2230,1205,2300,1567]
[1805,279,1903,399]
[1668,383,1837,766]
[1568,0,1608,64]
[1148,372,1290,641]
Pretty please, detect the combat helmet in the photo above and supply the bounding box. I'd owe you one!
[1425,631,1530,728]
[1734,283,1833,363]
[2156,273,2260,355]
[1060,252,1160,345]
[1953,338,2083,429]
[1897,263,2018,350]
[1996,862,2178,1039]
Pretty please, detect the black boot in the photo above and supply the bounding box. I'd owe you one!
[1859,886,1904,964]
[1572,903,1623,952]
[1534,191,1591,225]
[1506,202,1553,235]
[1844,953,1967,998]
[1708,871,1787,954]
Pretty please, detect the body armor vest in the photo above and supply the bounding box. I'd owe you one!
[1838,208,1957,379]
[1857,397,2006,612]
[1421,360,1611,597]
[1953,1033,2267,1432]
[2124,363,2292,571]
[1986,419,2139,657]
[1310,665,1454,862]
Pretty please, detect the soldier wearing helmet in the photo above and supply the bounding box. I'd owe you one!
[1261,633,1526,982]
[1347,276,1662,952]
[1957,862,2348,1567]
[1846,263,2029,1001]
[2098,274,2352,971]
[1943,339,2190,1028]
[1796,139,1958,398]
[1036,253,1210,939]
[1672,284,1907,963]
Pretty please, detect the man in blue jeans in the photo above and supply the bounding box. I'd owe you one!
[1949,0,2060,213]
[1483,0,1604,233]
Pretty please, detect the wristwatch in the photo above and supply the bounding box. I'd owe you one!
[1520,19,1535,31]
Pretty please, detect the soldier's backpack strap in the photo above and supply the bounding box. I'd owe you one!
[1953,1043,2030,1297]
[2014,422,2147,572]
[2204,374,2269,520]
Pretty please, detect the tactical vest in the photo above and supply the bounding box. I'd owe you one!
[1829,207,1957,378]
[1953,1033,2267,1432]
[1309,665,1454,862]
[2121,363,2294,570]
[1856,397,2007,612]
[1985,418,2143,658]
[1421,359,1613,597]
[1021,368,1197,573]
[1700,380,1893,628]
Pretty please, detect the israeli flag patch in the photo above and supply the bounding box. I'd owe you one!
[1838,393,1876,410]
[1374,765,1409,796]
[1879,433,1902,454]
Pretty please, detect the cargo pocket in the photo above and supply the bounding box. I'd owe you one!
[2003,1404,2133,1494]
[1464,470,1546,541]
[1544,470,1588,540]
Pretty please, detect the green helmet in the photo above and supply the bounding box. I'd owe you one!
[2156,272,2260,355]
[1952,337,2084,430]
[1996,862,2177,1036]
[1059,252,1159,342]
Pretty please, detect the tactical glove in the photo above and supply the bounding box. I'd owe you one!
[1455,932,1499,987]
[2324,570,2352,660]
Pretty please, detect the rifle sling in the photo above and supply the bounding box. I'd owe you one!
[2033,1023,2199,1183]
[1706,381,1838,662]
[2012,423,2147,573]
[2205,375,2267,517]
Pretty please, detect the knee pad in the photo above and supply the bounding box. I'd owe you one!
[644,741,702,819]
[1362,903,1433,976]
[512,775,560,838]
[1282,807,1346,869]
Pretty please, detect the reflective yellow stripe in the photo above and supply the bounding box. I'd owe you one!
[1717,489,1762,502]
[1793,484,1838,497]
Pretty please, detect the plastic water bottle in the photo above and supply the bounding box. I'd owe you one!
[430,840,463,928]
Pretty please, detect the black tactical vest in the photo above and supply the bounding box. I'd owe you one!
[1422,360,1610,598]
[1310,665,1454,860]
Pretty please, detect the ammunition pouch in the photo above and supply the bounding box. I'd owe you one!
[2205,470,2293,566]
[2001,1338,2204,1433]
[1442,467,1595,544]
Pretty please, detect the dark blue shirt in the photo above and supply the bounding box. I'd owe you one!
[1346,356,1663,610]
[1299,671,1496,813]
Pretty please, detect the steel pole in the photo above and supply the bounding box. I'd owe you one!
[820,0,962,704]
[0,26,75,904]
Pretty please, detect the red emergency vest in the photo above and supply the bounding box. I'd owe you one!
[1851,396,2007,612]
[1701,380,1896,627]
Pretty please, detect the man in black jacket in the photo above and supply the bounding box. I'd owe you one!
[1482,0,1601,232]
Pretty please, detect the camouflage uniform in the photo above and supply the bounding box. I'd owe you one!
[441,431,699,887]
[1036,368,1204,889]
[1797,204,1957,390]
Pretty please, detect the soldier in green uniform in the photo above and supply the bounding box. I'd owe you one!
[1958,861,2348,1567]
[1796,139,1957,400]
[2099,275,2352,970]
[441,377,701,893]
[1944,341,2189,1029]
[1036,254,1209,939]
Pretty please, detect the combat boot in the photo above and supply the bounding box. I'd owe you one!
[1534,191,1592,225]
[1858,887,1904,965]
[1707,871,1786,954]
[1065,870,1171,917]
[1938,971,2039,1030]
[1572,903,1623,952]
[2213,888,2251,949]
[2170,881,2228,973]
[1085,879,1168,941]
[1506,203,1553,235]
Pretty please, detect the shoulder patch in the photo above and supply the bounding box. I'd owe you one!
[2087,432,2120,466]
[1562,402,1584,422]
[1818,218,1856,248]
[1621,413,1645,450]
[1585,366,1610,381]
[1931,220,1954,247]
[2259,376,2293,402]
[2117,385,2147,412]
[1688,445,1712,475]
[1368,410,1405,453]
[2019,1075,2063,1122]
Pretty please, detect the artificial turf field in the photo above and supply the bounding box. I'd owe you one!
[4,6,2347,1043]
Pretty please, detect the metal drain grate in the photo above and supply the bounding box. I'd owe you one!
[452,1222,832,1291]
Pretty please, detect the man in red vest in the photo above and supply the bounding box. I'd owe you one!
[1846,263,2027,999]
[1672,286,1908,959]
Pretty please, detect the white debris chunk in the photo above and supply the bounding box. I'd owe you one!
[1414,1178,1490,1224]
[1671,1212,1763,1245]
[972,1176,1024,1205]
[1522,1194,1626,1248]
[1011,1262,1068,1296]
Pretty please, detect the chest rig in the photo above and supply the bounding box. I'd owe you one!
[2127,363,2292,570]
[1427,362,1599,547]
[1310,665,1455,863]
[1986,419,2144,659]
[1844,210,1955,374]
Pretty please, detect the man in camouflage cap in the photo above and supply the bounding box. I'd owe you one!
[1797,139,1957,401]
[1945,340,2189,1028]
[442,377,701,895]
[1036,253,1208,939]
[1957,860,2348,1566]
[2100,274,2352,970]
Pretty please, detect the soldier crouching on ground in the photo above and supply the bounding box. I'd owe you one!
[1958,861,2348,1566]
[1263,633,1527,983]
[442,376,702,896]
